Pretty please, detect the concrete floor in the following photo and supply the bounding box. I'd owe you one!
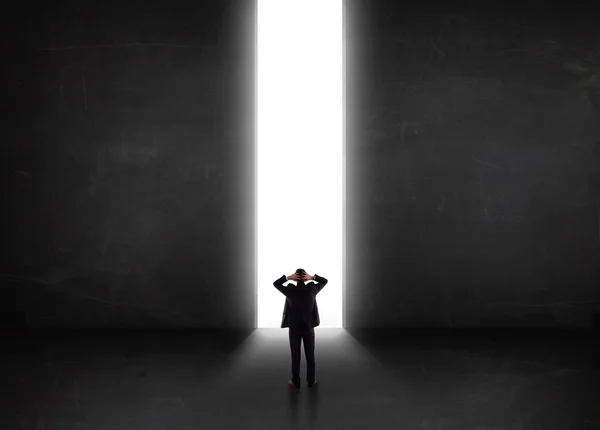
[3,328,600,430]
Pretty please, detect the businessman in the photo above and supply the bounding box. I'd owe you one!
[273,268,328,389]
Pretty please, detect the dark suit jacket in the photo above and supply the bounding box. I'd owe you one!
[273,274,328,331]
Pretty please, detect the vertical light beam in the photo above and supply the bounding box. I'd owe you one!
[257,0,343,328]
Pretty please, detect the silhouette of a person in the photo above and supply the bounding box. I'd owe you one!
[273,268,328,388]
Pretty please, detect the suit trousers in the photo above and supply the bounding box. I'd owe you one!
[288,327,315,386]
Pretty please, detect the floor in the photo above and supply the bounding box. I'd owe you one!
[4,328,600,430]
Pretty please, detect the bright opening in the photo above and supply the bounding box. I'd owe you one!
[256,0,343,328]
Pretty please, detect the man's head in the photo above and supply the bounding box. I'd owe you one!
[295,268,307,286]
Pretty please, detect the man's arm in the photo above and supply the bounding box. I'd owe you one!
[273,275,291,297]
[313,274,328,294]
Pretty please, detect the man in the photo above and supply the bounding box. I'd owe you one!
[273,268,328,389]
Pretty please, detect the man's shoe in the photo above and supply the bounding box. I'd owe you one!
[308,378,317,387]
[288,379,300,389]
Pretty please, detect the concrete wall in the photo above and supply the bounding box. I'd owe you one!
[3,0,599,329]
[2,0,255,328]
[345,0,600,328]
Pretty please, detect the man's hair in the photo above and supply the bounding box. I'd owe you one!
[295,268,306,276]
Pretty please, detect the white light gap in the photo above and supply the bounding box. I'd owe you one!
[257,0,343,328]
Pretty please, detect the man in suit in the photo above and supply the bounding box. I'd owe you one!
[273,268,328,389]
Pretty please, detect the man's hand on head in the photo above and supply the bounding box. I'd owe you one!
[286,272,314,281]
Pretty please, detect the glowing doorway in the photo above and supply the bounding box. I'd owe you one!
[256,0,343,328]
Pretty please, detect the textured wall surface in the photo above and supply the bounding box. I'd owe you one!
[3,0,600,329]
[345,1,600,328]
[2,0,256,328]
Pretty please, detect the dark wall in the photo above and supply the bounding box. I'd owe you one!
[345,1,600,328]
[3,0,600,330]
[2,0,256,328]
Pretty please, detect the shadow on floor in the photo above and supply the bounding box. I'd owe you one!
[3,328,600,430]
